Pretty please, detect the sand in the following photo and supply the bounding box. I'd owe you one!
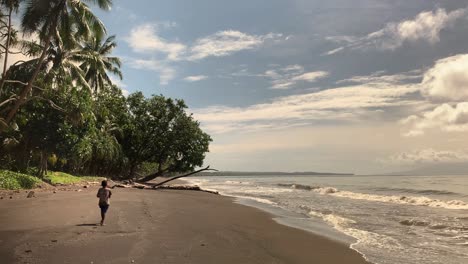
[0,187,369,264]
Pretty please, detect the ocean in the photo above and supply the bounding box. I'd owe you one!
[186,175,468,264]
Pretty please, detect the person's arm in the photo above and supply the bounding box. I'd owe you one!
[96,189,100,198]
[109,190,112,198]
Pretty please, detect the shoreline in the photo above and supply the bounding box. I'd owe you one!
[0,186,369,264]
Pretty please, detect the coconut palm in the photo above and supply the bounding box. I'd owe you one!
[78,35,122,94]
[0,0,22,91]
[3,0,112,125]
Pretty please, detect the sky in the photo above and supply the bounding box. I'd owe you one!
[90,0,468,174]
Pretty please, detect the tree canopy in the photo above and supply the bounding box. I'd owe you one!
[0,0,212,180]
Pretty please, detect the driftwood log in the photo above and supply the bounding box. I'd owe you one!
[112,166,218,194]
[150,166,218,187]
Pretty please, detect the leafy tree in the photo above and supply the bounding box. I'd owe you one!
[3,0,112,125]
[122,92,212,181]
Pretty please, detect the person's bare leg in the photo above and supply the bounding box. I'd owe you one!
[100,212,105,226]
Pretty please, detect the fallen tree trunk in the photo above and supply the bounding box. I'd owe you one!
[149,166,217,187]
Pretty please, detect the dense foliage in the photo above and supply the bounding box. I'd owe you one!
[0,0,212,181]
[0,170,41,189]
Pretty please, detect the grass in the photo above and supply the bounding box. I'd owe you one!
[45,171,104,185]
[0,170,42,190]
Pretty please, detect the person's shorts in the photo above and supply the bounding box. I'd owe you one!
[99,203,109,214]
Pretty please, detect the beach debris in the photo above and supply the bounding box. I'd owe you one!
[1,197,3,199]
[200,243,206,246]
[27,191,35,198]
[51,240,58,242]
[154,185,219,195]
[113,184,131,188]
[131,260,135,263]
[25,249,32,253]
[83,185,89,188]
[76,189,82,192]
[53,190,57,193]
[9,196,12,199]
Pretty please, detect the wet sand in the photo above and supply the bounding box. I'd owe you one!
[0,187,369,263]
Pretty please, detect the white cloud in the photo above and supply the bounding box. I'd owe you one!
[323,47,344,56]
[121,89,130,97]
[128,59,176,85]
[293,71,329,82]
[402,103,468,136]
[125,25,284,85]
[193,82,420,134]
[184,75,208,82]
[264,65,329,89]
[126,23,187,61]
[400,53,468,136]
[338,70,423,86]
[326,8,467,54]
[188,31,282,60]
[387,149,468,164]
[422,54,468,101]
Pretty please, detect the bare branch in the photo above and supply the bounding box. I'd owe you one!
[3,80,45,90]
[0,97,16,108]
[24,96,65,112]
[144,166,218,187]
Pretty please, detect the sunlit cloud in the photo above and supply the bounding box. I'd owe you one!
[188,31,283,60]
[402,53,468,136]
[421,54,468,101]
[184,75,208,82]
[264,65,329,89]
[325,8,467,55]
[402,103,468,136]
[193,82,420,134]
[128,59,176,85]
[125,23,187,61]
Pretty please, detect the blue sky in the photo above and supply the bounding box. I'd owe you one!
[92,0,468,174]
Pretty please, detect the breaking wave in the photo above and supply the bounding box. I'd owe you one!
[278,183,468,210]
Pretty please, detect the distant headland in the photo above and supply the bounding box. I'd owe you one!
[196,171,354,176]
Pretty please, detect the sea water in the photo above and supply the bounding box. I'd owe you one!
[186,175,468,264]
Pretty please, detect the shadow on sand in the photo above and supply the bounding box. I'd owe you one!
[76,223,98,227]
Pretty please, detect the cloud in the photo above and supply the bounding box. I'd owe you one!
[422,54,468,101]
[401,103,468,136]
[193,82,420,134]
[125,24,283,85]
[386,149,468,164]
[125,23,187,61]
[184,75,208,82]
[400,53,468,136]
[338,70,423,86]
[264,65,329,89]
[126,25,282,61]
[188,31,282,61]
[128,59,176,85]
[326,8,467,54]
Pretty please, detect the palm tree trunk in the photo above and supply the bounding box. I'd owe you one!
[0,7,13,92]
[4,27,54,125]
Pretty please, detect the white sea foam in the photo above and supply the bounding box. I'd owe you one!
[232,195,278,205]
[224,180,252,185]
[311,187,468,210]
[309,210,403,264]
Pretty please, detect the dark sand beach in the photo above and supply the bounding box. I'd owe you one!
[0,187,369,264]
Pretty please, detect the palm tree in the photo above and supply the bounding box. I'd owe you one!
[79,35,122,94]
[0,0,22,91]
[45,37,91,91]
[3,0,112,125]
